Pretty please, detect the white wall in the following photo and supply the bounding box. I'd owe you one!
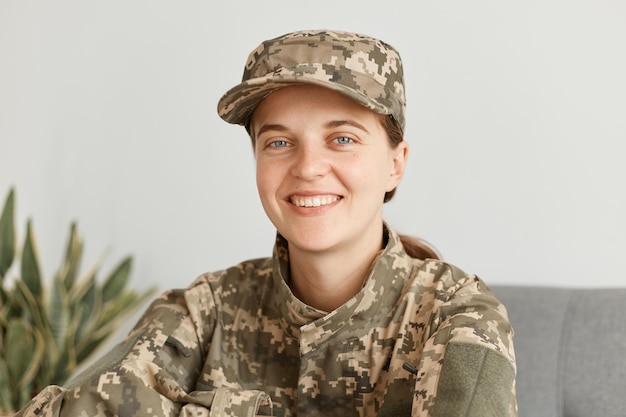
[1,0,625,312]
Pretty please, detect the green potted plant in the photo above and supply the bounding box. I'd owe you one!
[0,188,156,415]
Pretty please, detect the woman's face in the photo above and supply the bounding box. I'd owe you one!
[251,84,408,255]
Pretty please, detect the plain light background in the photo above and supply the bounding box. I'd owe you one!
[1,0,625,321]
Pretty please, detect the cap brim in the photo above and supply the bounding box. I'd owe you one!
[217,76,390,126]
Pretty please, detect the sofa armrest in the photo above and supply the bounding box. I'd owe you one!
[491,285,626,417]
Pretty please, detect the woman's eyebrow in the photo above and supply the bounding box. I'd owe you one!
[324,120,369,133]
[256,120,369,137]
[256,123,288,137]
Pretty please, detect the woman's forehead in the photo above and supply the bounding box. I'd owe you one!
[251,84,379,127]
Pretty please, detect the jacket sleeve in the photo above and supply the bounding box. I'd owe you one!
[412,263,518,417]
[13,282,274,417]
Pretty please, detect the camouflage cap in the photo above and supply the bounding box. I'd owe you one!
[217,29,407,131]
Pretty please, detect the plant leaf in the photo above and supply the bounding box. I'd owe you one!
[56,312,80,383]
[73,275,102,349]
[55,222,82,291]
[94,291,138,337]
[12,279,55,388]
[0,359,15,413]
[5,318,44,391]
[0,187,16,280]
[67,254,105,305]
[13,279,51,341]
[101,256,132,303]
[21,220,42,299]
[48,276,70,349]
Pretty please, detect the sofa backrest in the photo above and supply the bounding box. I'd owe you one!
[491,286,626,417]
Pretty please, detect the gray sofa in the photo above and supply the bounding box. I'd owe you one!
[491,285,626,417]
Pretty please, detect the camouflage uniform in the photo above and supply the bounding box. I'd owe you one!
[15,226,517,416]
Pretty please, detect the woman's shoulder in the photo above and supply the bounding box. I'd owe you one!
[411,257,471,283]
[180,256,276,309]
[190,256,274,287]
[408,257,499,302]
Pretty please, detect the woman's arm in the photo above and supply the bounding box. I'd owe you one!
[14,287,204,416]
[413,264,518,417]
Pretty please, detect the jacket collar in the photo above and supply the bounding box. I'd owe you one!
[271,224,418,350]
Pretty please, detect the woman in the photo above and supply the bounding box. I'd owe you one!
[15,29,517,417]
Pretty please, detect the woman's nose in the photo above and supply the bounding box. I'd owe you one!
[290,145,330,180]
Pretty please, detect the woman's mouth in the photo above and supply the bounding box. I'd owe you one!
[289,195,342,207]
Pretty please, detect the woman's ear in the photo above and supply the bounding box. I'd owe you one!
[386,141,409,191]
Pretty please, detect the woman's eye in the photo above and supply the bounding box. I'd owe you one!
[269,140,289,148]
[334,136,353,145]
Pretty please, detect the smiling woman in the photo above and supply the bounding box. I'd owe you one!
[14,29,518,417]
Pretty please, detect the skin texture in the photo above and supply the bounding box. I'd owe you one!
[251,84,408,311]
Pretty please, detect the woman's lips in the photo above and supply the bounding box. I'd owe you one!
[289,194,342,207]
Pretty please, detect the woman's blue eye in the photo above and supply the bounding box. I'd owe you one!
[335,137,353,145]
[270,140,289,148]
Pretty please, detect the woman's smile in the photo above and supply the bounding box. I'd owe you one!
[288,194,342,208]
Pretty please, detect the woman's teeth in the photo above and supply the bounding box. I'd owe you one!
[291,195,340,207]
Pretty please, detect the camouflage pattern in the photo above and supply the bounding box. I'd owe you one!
[217,29,407,131]
[14,226,517,416]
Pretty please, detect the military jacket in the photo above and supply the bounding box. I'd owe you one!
[15,227,517,416]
